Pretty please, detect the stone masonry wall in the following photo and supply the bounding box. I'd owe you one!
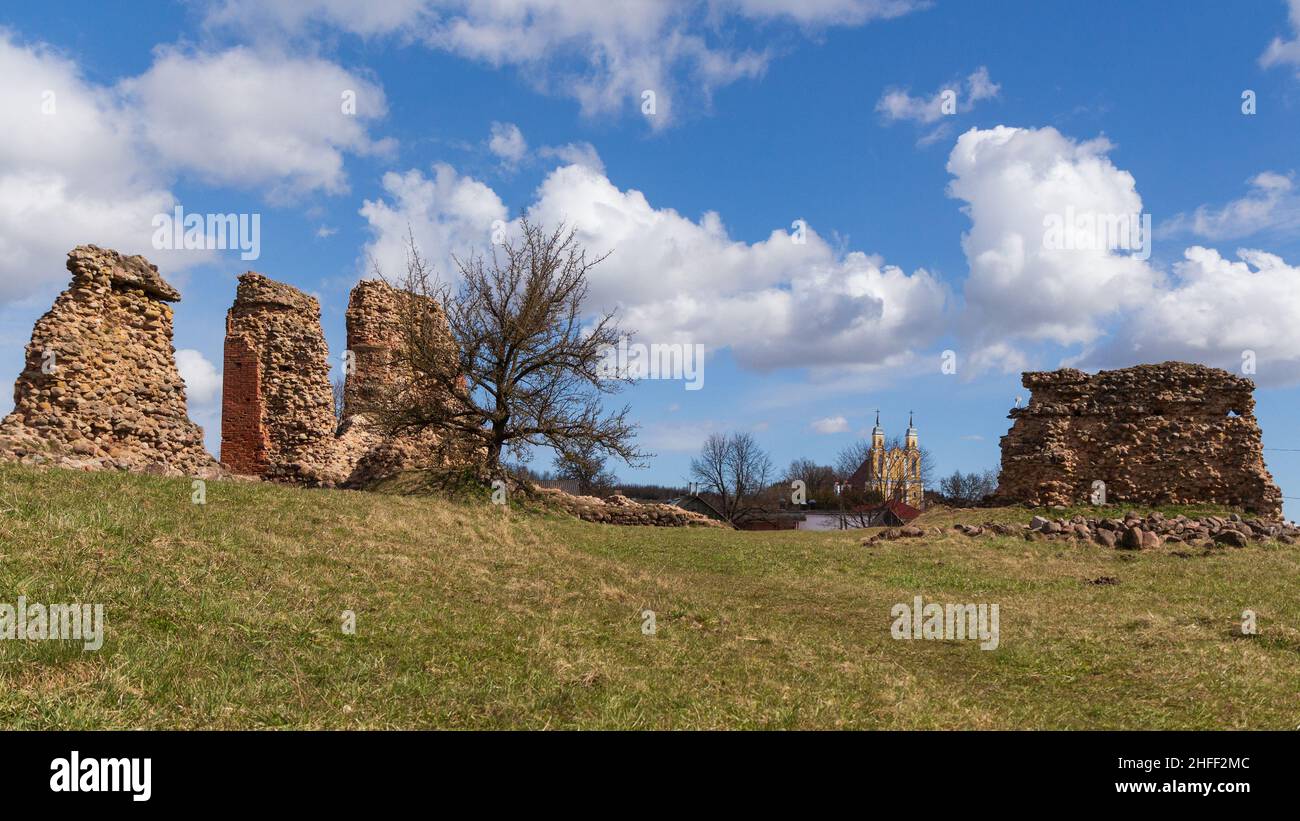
[220,273,337,482]
[342,279,453,418]
[0,245,221,477]
[219,334,268,475]
[329,278,469,486]
[996,362,1282,517]
[221,274,471,486]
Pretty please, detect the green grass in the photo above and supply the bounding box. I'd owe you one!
[0,462,1297,729]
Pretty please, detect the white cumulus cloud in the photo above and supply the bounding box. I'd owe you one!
[359,162,509,282]
[205,0,923,126]
[119,46,393,198]
[487,121,528,167]
[876,66,1001,126]
[811,415,850,434]
[176,348,223,407]
[361,158,948,373]
[1260,0,1300,73]
[1160,171,1300,241]
[1076,246,1300,385]
[946,125,1161,368]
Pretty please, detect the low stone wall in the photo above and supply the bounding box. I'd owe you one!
[867,511,1298,549]
[533,487,728,528]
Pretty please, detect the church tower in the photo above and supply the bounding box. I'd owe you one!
[868,410,885,490]
[851,411,924,508]
[904,412,922,507]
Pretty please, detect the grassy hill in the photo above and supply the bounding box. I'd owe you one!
[1,462,1297,729]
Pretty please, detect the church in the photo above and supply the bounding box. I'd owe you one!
[845,412,924,508]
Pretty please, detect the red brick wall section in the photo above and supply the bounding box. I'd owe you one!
[220,333,269,475]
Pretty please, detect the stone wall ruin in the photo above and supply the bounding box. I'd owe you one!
[220,273,337,482]
[219,273,465,486]
[996,362,1282,517]
[0,246,221,477]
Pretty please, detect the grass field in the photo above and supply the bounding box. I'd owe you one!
[1,462,1297,729]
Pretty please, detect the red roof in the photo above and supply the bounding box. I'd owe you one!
[882,498,921,522]
[846,460,871,487]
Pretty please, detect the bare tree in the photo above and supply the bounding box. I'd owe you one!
[689,432,773,524]
[938,469,998,506]
[552,441,619,496]
[371,219,648,474]
[782,458,838,504]
[331,377,346,424]
[834,441,873,482]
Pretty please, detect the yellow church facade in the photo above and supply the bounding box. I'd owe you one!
[846,412,924,508]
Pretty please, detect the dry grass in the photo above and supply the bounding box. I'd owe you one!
[0,463,1296,729]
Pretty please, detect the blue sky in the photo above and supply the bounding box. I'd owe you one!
[2,0,1300,514]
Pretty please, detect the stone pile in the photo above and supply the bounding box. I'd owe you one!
[995,363,1282,517]
[0,246,221,477]
[533,487,727,528]
[864,511,1299,549]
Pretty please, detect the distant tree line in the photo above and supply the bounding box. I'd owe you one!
[933,469,999,507]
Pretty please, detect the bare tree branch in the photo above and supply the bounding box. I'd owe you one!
[366,219,650,475]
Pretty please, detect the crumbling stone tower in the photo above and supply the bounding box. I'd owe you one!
[996,362,1282,517]
[329,278,468,485]
[221,273,337,481]
[344,279,436,418]
[0,245,220,476]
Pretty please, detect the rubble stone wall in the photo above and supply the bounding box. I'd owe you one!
[220,274,470,487]
[343,279,443,418]
[332,278,469,486]
[996,362,1282,517]
[534,488,728,528]
[0,245,220,477]
[220,273,337,482]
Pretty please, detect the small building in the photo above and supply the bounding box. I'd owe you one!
[872,498,922,527]
[667,494,727,522]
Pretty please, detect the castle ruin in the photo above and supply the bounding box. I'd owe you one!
[996,363,1282,517]
[220,273,464,486]
[0,246,220,477]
